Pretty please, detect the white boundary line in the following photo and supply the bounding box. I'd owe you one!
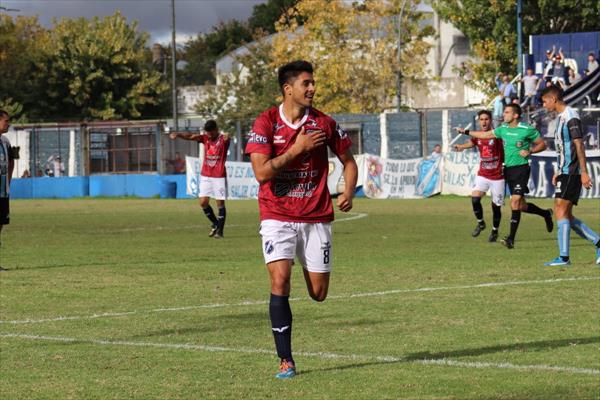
[1,276,598,325]
[1,333,598,376]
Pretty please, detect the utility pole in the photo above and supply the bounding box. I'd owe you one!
[516,0,523,102]
[396,0,408,113]
[171,0,178,131]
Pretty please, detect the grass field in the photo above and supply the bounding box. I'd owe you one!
[1,197,599,399]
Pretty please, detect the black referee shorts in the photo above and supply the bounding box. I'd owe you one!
[0,197,9,225]
[504,164,530,196]
[554,174,582,205]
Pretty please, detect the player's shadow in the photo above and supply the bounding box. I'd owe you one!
[299,335,600,375]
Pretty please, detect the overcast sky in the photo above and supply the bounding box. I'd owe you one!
[1,0,266,44]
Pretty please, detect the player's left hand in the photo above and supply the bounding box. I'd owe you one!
[519,149,530,158]
[581,172,592,189]
[169,132,177,140]
[337,193,353,212]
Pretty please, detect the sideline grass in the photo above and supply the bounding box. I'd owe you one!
[1,197,599,399]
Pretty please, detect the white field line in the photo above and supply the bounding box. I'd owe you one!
[1,276,598,325]
[1,333,598,376]
[98,212,367,233]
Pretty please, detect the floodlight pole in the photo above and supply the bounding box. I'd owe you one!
[171,0,178,131]
[396,0,408,113]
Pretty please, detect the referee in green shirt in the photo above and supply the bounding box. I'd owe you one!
[458,104,553,249]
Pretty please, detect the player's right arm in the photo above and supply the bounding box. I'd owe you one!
[250,127,326,184]
[453,141,475,152]
[456,127,495,140]
[169,132,204,141]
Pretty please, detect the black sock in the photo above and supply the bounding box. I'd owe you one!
[492,204,501,230]
[595,239,600,248]
[202,205,218,227]
[561,256,570,262]
[217,206,226,234]
[509,210,521,240]
[269,294,293,362]
[471,197,484,224]
[524,202,549,218]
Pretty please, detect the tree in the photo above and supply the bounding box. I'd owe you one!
[249,0,302,34]
[271,0,434,113]
[194,38,280,134]
[430,0,600,95]
[31,12,167,120]
[0,15,46,121]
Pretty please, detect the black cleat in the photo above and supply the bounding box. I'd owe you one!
[0,266,6,272]
[545,209,554,232]
[213,229,224,239]
[488,230,498,242]
[208,227,218,237]
[472,221,486,237]
[500,236,514,249]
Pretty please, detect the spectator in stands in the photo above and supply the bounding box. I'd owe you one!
[543,47,556,79]
[496,73,517,106]
[551,53,566,88]
[587,52,599,73]
[20,170,30,178]
[520,68,540,111]
[430,144,442,160]
[50,155,65,177]
[566,67,581,88]
[165,151,186,174]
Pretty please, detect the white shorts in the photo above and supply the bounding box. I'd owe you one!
[473,175,505,206]
[199,176,227,200]
[259,219,332,273]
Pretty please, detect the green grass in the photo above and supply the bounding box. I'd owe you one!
[1,197,599,399]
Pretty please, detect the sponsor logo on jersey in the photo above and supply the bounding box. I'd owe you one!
[248,131,268,144]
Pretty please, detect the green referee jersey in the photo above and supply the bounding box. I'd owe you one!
[492,122,540,167]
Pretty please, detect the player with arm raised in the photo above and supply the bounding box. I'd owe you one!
[169,120,229,238]
[541,85,600,266]
[245,60,357,379]
[454,110,504,242]
[457,104,553,249]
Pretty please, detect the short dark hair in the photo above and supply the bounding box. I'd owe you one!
[541,84,564,101]
[0,109,8,118]
[278,60,313,94]
[204,120,218,132]
[505,104,522,118]
[477,109,492,119]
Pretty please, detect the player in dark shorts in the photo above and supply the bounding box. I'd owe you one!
[541,85,600,266]
[0,110,15,271]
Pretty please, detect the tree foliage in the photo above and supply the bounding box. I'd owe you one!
[430,0,600,95]
[271,0,434,113]
[30,12,167,120]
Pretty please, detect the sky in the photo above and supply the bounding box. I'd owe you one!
[1,0,266,44]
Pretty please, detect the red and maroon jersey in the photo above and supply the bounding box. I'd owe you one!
[196,134,229,177]
[471,136,504,180]
[245,105,352,223]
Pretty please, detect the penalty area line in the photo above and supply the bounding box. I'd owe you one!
[0,333,598,376]
[0,276,598,325]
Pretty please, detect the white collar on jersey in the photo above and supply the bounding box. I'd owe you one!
[278,104,309,130]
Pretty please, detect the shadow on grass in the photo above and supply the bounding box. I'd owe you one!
[299,335,600,375]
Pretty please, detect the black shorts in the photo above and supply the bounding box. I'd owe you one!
[504,165,530,196]
[554,174,582,205]
[0,197,9,225]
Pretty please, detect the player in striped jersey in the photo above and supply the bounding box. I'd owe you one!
[541,85,600,266]
[0,110,15,271]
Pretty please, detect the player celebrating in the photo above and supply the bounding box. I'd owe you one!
[458,104,553,249]
[454,110,504,242]
[246,60,358,379]
[541,85,600,266]
[169,120,229,238]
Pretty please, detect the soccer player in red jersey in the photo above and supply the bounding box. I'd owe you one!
[245,60,358,378]
[454,110,505,242]
[169,120,230,238]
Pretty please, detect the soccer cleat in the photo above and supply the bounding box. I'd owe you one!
[208,227,218,237]
[544,257,571,267]
[0,266,6,272]
[500,236,514,249]
[488,230,498,242]
[472,221,486,237]
[596,248,600,265]
[275,359,296,379]
[545,209,554,232]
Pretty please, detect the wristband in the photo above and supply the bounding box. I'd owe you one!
[464,129,470,135]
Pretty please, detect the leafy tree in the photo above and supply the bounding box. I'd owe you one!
[0,15,46,121]
[31,12,167,120]
[249,0,301,34]
[430,0,600,95]
[271,0,434,113]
